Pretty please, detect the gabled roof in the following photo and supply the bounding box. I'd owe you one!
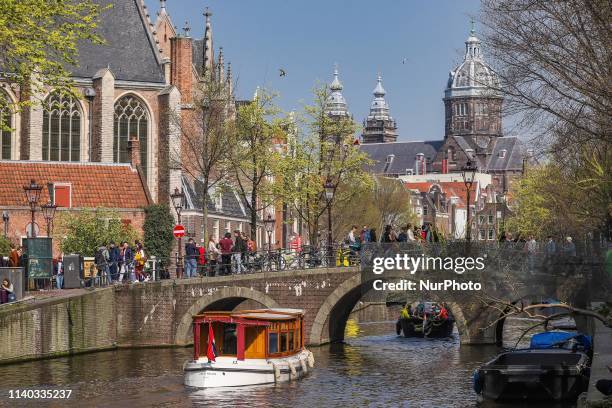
[360,140,444,175]
[487,137,523,171]
[69,0,165,83]
[404,181,479,208]
[0,161,150,208]
[182,176,251,220]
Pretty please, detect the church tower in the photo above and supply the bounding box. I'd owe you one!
[444,25,502,149]
[361,74,398,144]
[325,66,350,118]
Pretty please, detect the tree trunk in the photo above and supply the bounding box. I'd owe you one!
[250,188,257,241]
[201,176,209,244]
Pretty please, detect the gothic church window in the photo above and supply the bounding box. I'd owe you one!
[42,92,81,162]
[114,95,149,177]
[0,90,13,160]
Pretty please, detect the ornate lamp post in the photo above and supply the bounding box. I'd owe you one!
[324,180,335,263]
[461,160,478,242]
[23,179,43,238]
[263,214,275,253]
[170,187,186,278]
[2,211,8,237]
[41,202,57,237]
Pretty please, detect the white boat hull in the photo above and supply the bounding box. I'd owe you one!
[184,350,314,388]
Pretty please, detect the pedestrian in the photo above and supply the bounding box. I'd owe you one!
[197,240,206,276]
[240,231,249,268]
[525,235,538,273]
[369,228,378,243]
[108,241,120,283]
[95,242,111,286]
[232,230,246,274]
[184,238,198,278]
[118,241,133,283]
[55,253,64,289]
[133,242,147,282]
[207,236,220,277]
[0,278,15,303]
[8,245,20,267]
[381,225,395,243]
[562,236,576,258]
[360,225,370,243]
[407,224,415,242]
[397,227,408,242]
[219,232,234,275]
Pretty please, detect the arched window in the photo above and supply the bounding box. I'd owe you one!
[0,90,13,160]
[114,95,148,176]
[42,92,81,161]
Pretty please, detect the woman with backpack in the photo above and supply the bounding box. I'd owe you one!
[133,242,146,282]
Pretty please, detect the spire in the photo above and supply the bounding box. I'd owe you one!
[368,74,391,120]
[183,20,191,38]
[465,20,482,60]
[226,61,233,95]
[330,63,343,91]
[217,47,224,82]
[202,7,214,78]
[325,65,349,118]
[159,0,167,14]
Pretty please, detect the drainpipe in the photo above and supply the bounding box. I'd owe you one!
[84,88,96,161]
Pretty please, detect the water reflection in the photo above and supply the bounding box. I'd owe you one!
[0,319,576,408]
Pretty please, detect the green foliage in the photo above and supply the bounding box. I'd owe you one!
[0,0,106,103]
[143,204,175,260]
[273,85,374,245]
[58,209,139,257]
[0,236,12,257]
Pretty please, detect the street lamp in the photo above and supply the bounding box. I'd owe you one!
[170,187,186,279]
[41,202,57,237]
[263,214,275,253]
[461,160,478,242]
[2,211,8,237]
[23,179,42,238]
[324,179,335,263]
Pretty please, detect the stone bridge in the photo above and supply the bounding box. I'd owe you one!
[0,256,594,363]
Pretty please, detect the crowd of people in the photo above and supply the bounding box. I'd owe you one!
[185,230,258,277]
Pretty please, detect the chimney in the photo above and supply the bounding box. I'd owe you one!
[170,30,193,103]
[129,136,141,169]
[415,153,425,175]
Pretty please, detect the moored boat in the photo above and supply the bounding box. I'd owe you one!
[183,308,314,388]
[396,302,454,338]
[473,332,592,402]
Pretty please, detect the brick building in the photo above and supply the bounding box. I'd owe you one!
[0,160,151,253]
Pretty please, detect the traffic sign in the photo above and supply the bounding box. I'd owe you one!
[173,224,185,238]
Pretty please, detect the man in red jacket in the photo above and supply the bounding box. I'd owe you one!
[219,233,234,276]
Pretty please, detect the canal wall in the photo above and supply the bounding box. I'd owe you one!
[0,288,116,364]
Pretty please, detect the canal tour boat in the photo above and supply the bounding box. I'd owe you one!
[396,301,455,338]
[184,308,314,388]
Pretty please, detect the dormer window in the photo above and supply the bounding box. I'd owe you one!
[499,149,507,158]
[215,194,223,210]
[383,154,395,173]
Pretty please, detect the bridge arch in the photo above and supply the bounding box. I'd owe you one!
[175,286,279,345]
[309,274,472,345]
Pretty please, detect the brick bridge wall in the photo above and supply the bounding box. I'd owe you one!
[0,264,588,364]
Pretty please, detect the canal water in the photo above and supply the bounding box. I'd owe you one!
[0,318,574,408]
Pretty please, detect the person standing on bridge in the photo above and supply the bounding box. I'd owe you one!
[219,233,233,276]
[184,238,198,278]
[525,235,538,274]
[232,230,246,274]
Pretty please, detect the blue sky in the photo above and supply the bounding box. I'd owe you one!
[146,0,482,141]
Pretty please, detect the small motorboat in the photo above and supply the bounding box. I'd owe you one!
[396,301,454,338]
[474,331,592,401]
[184,308,314,388]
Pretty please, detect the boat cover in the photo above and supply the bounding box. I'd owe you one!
[530,331,592,352]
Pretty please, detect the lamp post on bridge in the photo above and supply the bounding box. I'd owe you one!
[461,159,477,242]
[324,180,334,264]
[170,187,186,279]
[263,214,275,255]
[2,211,8,237]
[41,202,57,238]
[23,179,43,238]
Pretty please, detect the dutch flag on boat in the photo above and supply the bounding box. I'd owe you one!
[207,323,217,362]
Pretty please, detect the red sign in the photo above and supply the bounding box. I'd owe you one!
[173,225,185,238]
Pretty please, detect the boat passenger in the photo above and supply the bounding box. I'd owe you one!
[438,306,449,320]
[400,307,410,319]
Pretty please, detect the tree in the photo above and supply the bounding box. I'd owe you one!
[274,85,373,247]
[0,1,105,104]
[331,176,417,240]
[58,209,139,257]
[506,145,611,239]
[143,205,175,261]
[229,88,284,240]
[171,75,235,242]
[480,0,611,151]
[0,236,12,258]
